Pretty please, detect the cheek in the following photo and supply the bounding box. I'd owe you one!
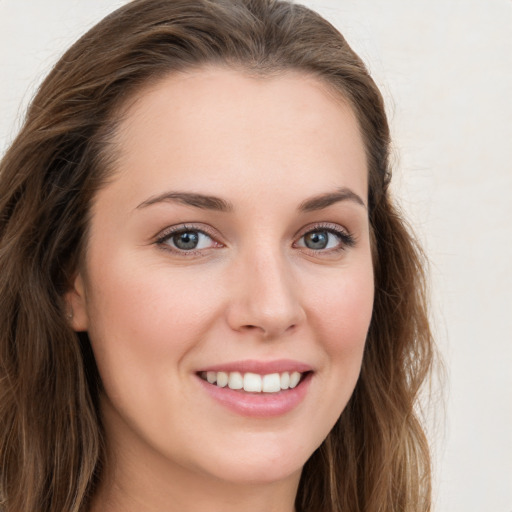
[82,257,225,443]
[306,259,373,408]
[293,261,373,444]
[310,263,374,355]
[83,252,224,388]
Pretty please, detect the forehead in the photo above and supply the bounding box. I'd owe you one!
[104,66,368,208]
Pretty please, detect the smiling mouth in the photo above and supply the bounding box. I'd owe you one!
[198,370,308,393]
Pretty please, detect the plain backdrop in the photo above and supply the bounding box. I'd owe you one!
[1,1,511,511]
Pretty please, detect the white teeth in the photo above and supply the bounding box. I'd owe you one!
[243,373,262,392]
[280,372,290,389]
[228,371,243,390]
[201,370,305,392]
[262,373,281,393]
[216,371,228,387]
[289,371,301,389]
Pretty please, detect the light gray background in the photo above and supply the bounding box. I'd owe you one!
[1,1,511,511]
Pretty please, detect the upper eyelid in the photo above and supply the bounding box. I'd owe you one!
[294,221,351,238]
[155,223,218,242]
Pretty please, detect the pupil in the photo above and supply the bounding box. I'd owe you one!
[305,231,328,250]
[174,231,199,250]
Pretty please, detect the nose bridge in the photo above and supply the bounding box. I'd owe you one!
[226,242,304,338]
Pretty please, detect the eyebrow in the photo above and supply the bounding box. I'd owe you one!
[135,186,366,213]
[136,192,234,212]
[298,187,366,212]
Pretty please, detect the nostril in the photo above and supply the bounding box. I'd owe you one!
[240,325,260,332]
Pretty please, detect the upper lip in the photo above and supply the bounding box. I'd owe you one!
[197,359,313,375]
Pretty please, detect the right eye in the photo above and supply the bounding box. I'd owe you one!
[156,226,221,254]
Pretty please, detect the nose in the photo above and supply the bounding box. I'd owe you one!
[225,248,306,339]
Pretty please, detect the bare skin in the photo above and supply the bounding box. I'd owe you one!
[67,67,374,512]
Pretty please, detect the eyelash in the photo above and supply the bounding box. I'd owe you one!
[294,223,356,254]
[155,224,220,256]
[155,222,355,256]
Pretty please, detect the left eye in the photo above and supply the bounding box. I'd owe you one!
[163,230,215,251]
[297,229,343,251]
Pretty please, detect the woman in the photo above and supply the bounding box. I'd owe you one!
[0,1,434,511]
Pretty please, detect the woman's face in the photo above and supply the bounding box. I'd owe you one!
[69,67,374,489]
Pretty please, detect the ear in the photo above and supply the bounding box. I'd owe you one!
[65,273,89,331]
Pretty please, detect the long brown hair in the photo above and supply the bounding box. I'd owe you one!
[0,1,434,510]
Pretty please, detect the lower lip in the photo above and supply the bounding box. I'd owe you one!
[197,373,312,418]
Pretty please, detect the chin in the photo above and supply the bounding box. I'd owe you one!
[187,430,317,486]
[205,456,304,486]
